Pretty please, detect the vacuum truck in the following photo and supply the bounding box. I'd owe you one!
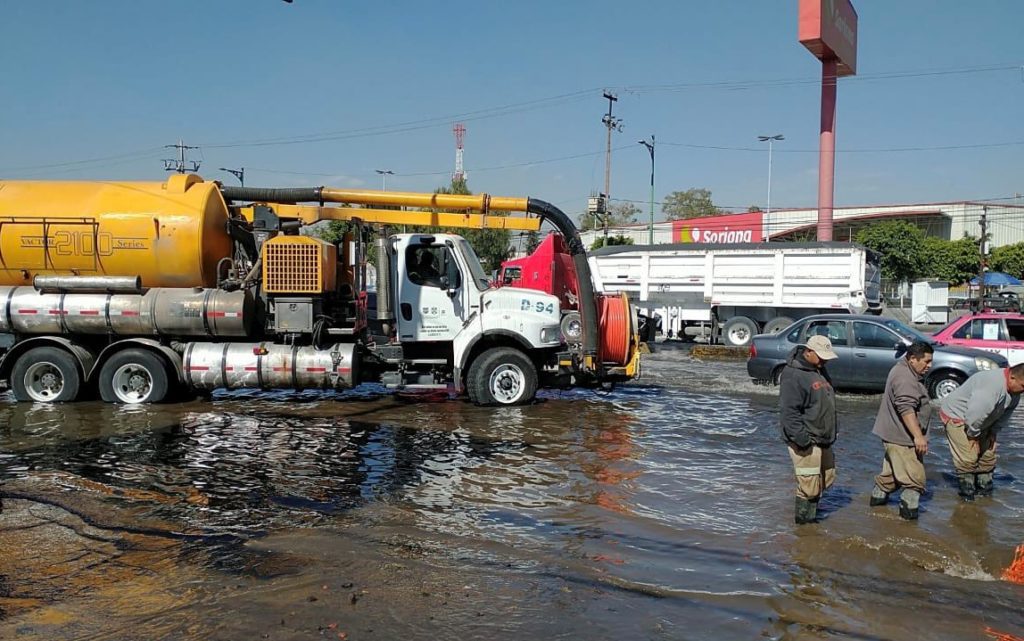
[0,174,640,405]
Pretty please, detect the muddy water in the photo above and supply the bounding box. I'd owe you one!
[1,343,1023,640]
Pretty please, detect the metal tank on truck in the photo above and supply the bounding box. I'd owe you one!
[0,174,641,405]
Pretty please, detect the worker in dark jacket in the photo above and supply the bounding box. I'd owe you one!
[869,341,934,520]
[779,334,839,524]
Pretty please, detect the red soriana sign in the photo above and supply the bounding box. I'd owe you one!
[672,212,765,244]
[799,0,858,76]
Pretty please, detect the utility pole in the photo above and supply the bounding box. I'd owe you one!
[638,135,655,245]
[977,205,988,312]
[601,91,622,242]
[219,167,245,186]
[163,140,200,174]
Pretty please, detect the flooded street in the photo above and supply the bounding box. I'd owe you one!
[2,343,1023,640]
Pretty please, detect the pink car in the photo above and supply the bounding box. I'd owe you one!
[932,312,1024,365]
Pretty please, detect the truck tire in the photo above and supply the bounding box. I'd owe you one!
[721,316,758,347]
[11,346,82,403]
[763,316,794,335]
[928,370,966,400]
[98,349,171,404]
[466,347,538,407]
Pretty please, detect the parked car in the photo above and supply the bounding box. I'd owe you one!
[952,291,1022,313]
[932,312,1024,366]
[746,314,1009,398]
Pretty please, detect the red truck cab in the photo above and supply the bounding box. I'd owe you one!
[499,233,580,309]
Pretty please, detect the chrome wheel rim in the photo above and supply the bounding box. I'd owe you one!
[727,326,751,345]
[24,362,65,402]
[112,363,153,404]
[489,364,525,404]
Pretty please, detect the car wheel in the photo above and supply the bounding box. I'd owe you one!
[771,365,785,386]
[928,370,966,399]
[721,316,758,347]
[763,316,794,336]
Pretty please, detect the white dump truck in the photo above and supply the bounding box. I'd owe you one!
[589,242,882,346]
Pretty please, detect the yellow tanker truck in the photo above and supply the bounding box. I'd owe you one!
[0,174,640,405]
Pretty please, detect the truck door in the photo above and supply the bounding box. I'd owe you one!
[396,240,466,342]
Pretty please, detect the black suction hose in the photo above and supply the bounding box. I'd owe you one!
[526,198,599,362]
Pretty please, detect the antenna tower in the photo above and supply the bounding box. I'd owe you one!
[452,123,465,184]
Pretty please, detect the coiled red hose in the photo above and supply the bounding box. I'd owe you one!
[598,294,632,365]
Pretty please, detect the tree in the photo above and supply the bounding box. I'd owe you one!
[989,242,1024,279]
[580,201,641,231]
[590,234,635,251]
[662,188,721,221]
[855,221,926,284]
[524,230,541,254]
[921,236,979,285]
[747,205,762,213]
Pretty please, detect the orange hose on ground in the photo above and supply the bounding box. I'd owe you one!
[1002,544,1024,584]
[598,294,631,365]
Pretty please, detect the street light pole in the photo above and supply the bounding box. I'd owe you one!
[638,135,655,245]
[375,169,394,191]
[219,167,245,187]
[757,135,784,241]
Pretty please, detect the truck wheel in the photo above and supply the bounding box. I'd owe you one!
[721,316,758,347]
[928,370,966,400]
[763,316,794,335]
[11,346,81,403]
[466,347,538,407]
[99,349,171,404]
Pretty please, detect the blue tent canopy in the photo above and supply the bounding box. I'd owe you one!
[969,272,1022,287]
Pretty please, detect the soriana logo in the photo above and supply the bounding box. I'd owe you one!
[673,212,765,243]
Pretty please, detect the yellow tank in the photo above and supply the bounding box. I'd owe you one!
[0,174,232,288]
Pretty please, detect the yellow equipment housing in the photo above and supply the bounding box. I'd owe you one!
[0,174,232,288]
[261,235,337,294]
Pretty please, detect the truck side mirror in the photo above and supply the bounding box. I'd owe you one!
[441,253,460,296]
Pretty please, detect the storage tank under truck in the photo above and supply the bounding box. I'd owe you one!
[0,174,640,405]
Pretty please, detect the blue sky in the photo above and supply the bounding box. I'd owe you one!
[1,1,1021,221]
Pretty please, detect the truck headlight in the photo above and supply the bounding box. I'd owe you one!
[560,312,583,342]
[541,325,562,344]
[975,356,998,370]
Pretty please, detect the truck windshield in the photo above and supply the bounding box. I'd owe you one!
[457,238,491,291]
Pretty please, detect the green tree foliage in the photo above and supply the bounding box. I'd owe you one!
[921,236,979,285]
[524,230,541,254]
[988,242,1024,279]
[590,234,635,251]
[662,188,721,221]
[580,201,641,231]
[855,221,926,283]
[747,205,762,213]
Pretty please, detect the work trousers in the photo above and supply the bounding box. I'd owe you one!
[788,444,836,500]
[944,422,996,475]
[874,441,926,494]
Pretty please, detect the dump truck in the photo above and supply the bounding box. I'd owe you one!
[500,237,881,347]
[0,175,640,405]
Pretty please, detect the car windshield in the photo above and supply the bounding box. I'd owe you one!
[880,318,933,343]
[457,238,492,291]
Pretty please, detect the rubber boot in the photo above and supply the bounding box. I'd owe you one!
[898,489,921,520]
[795,497,817,524]
[869,486,889,506]
[957,474,976,502]
[976,472,994,497]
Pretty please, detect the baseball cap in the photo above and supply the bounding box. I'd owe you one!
[805,335,839,360]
